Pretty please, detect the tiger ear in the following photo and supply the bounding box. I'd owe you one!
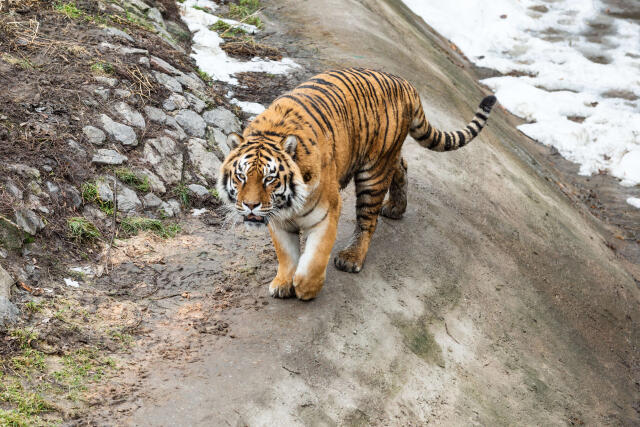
[283,135,298,156]
[227,133,244,149]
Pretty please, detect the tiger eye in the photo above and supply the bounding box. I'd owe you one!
[303,172,312,182]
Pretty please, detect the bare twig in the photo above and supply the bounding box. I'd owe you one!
[444,321,461,345]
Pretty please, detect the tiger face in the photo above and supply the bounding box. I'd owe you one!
[217,133,310,227]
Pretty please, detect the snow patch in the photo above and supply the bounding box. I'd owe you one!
[627,197,640,209]
[64,278,80,288]
[191,208,208,217]
[179,0,299,85]
[402,0,640,187]
[231,99,266,115]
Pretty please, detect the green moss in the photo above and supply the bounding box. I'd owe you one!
[210,20,246,38]
[90,61,114,75]
[114,168,150,192]
[120,217,180,239]
[396,318,445,367]
[208,188,219,199]
[81,181,114,215]
[176,184,190,207]
[54,1,82,19]
[67,217,101,242]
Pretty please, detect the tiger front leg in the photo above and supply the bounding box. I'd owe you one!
[268,224,300,298]
[293,202,340,300]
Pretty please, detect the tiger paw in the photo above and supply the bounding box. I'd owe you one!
[293,273,324,301]
[334,249,364,273]
[380,201,405,219]
[269,277,295,298]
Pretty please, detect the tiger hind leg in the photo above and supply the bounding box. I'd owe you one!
[381,157,408,220]
[334,165,393,273]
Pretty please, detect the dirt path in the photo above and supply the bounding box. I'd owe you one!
[98,0,639,425]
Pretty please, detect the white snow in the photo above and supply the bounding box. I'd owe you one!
[231,99,266,115]
[179,0,299,85]
[402,0,640,188]
[191,208,208,217]
[627,197,640,209]
[64,278,80,288]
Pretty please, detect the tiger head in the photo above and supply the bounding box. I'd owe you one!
[217,133,312,227]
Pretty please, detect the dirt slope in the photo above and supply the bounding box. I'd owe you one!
[109,0,639,425]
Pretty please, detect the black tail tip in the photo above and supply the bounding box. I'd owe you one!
[479,95,497,113]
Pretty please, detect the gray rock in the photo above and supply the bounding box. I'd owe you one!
[100,114,138,146]
[176,73,206,92]
[27,181,44,196]
[94,87,110,101]
[0,248,6,259]
[147,7,164,27]
[114,89,132,99]
[28,195,49,214]
[187,138,221,183]
[185,92,206,113]
[4,180,23,200]
[46,181,60,196]
[138,168,166,194]
[127,0,150,12]
[153,71,182,93]
[63,185,83,208]
[164,128,187,142]
[164,116,188,140]
[150,56,180,75]
[8,164,40,180]
[143,137,183,185]
[188,184,210,197]
[0,264,18,326]
[116,184,142,212]
[139,56,150,67]
[113,102,145,129]
[202,107,241,135]
[144,106,167,123]
[94,75,119,87]
[96,179,141,212]
[160,199,181,217]
[206,126,230,160]
[97,180,114,202]
[92,149,128,165]
[0,215,24,251]
[163,93,189,111]
[83,125,106,145]
[15,208,44,235]
[103,26,134,42]
[143,192,163,208]
[175,110,206,137]
[68,139,87,157]
[84,205,107,221]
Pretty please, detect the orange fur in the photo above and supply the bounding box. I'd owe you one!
[218,68,496,300]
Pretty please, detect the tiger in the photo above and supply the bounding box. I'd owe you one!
[218,68,497,300]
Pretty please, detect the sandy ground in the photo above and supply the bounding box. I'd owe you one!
[95,0,640,425]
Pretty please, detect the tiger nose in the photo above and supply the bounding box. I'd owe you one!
[244,201,260,211]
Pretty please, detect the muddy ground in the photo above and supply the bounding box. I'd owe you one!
[1,0,639,425]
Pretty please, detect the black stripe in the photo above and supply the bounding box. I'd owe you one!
[444,133,452,151]
[466,125,478,137]
[471,119,483,128]
[280,95,328,136]
[476,112,488,121]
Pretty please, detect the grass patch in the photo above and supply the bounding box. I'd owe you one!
[196,68,213,85]
[52,348,110,401]
[1,53,34,70]
[120,217,180,239]
[208,188,219,199]
[81,181,114,215]
[67,217,101,242]
[90,61,114,75]
[54,1,82,19]
[228,0,262,26]
[176,184,190,207]
[114,168,150,192]
[0,381,53,419]
[24,301,44,313]
[210,20,246,38]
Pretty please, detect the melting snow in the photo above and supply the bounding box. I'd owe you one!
[231,99,266,115]
[627,197,640,209]
[402,0,640,189]
[179,0,299,85]
[64,278,80,288]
